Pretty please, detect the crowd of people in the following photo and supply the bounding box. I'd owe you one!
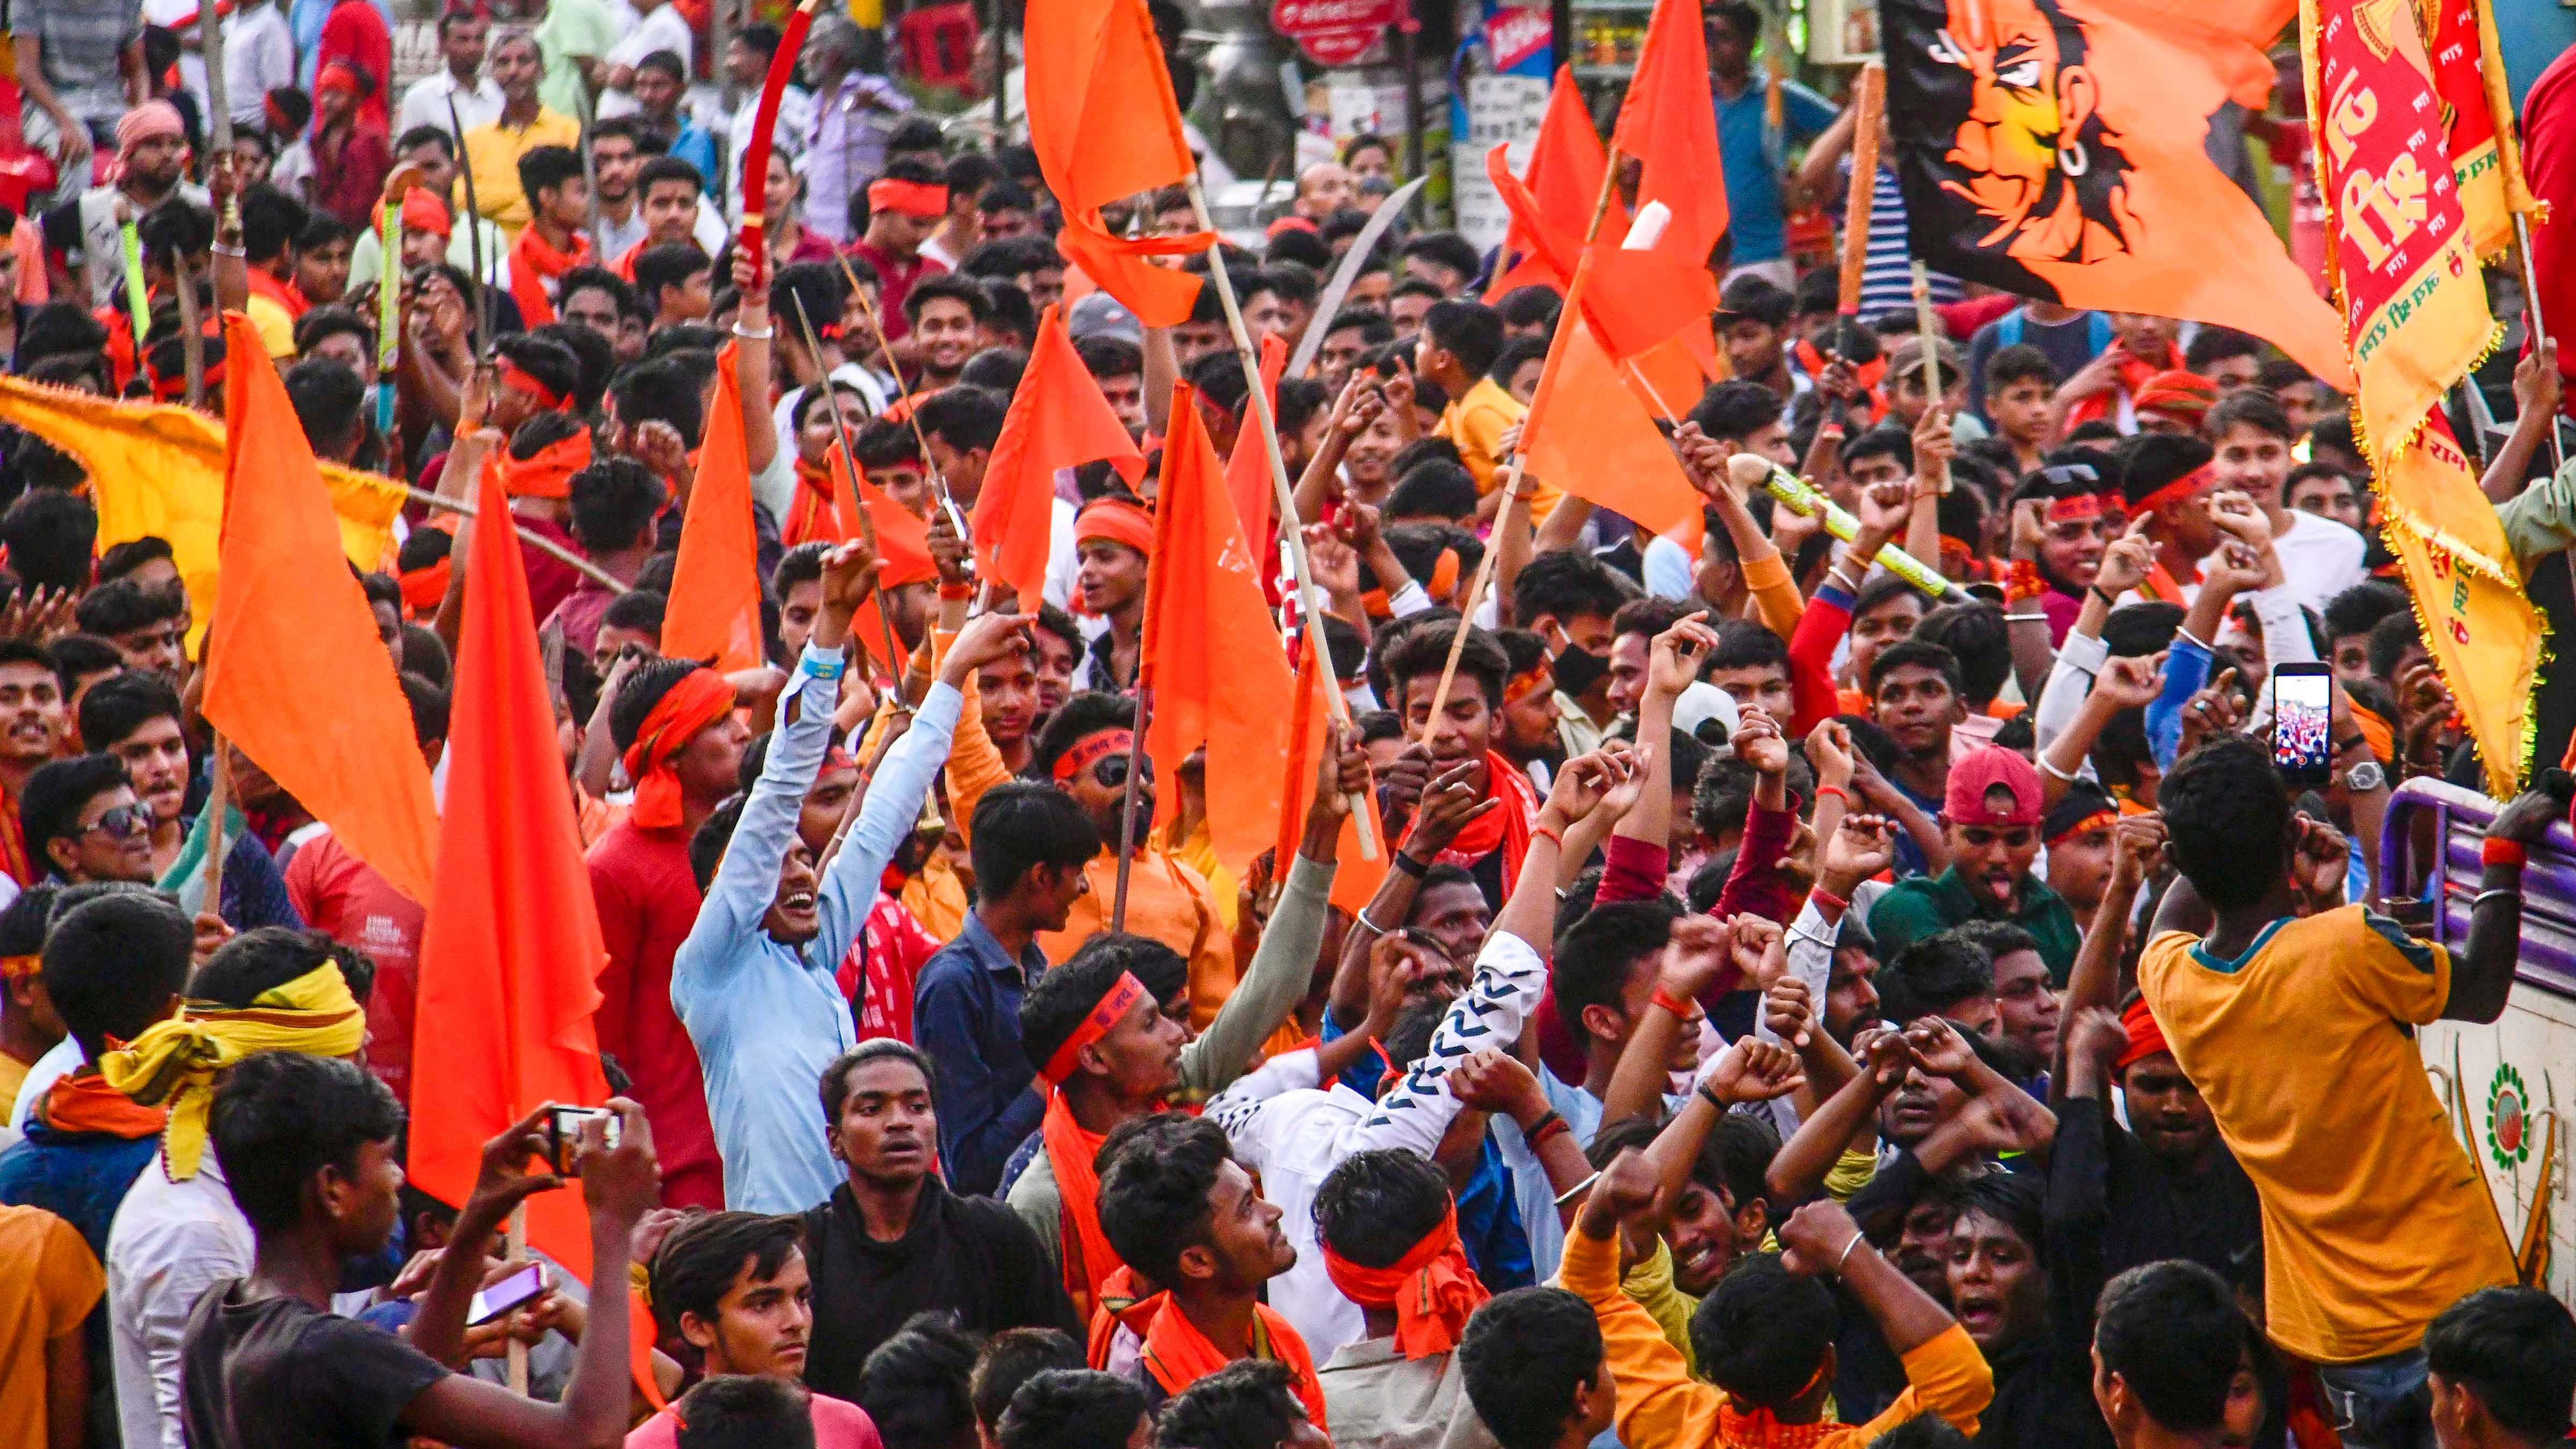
[0,1,2570,1448]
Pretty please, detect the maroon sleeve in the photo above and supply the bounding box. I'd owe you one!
[1596,834,1671,905]
[1714,797,1802,932]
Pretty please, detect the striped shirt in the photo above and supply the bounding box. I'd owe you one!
[1856,164,1963,325]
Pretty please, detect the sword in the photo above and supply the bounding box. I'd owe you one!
[447,97,493,355]
[1283,174,1429,379]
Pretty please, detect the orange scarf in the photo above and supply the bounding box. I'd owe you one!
[619,668,737,830]
[2066,342,2180,428]
[1044,1090,1124,1321]
[1318,1205,1489,1359]
[34,1071,168,1138]
[1084,1264,1158,1368]
[786,460,843,549]
[2132,554,2200,605]
[244,267,306,321]
[1134,1290,1329,1431]
[1715,1403,1842,1449]
[508,224,591,328]
[489,429,594,500]
[1424,752,1538,884]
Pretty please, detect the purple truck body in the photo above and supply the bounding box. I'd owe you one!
[2379,778,2576,1001]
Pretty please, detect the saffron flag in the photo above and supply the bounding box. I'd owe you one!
[973,305,1146,608]
[1884,0,2355,389]
[1223,331,1288,559]
[1140,384,1297,877]
[1025,0,1208,325]
[663,343,765,674]
[845,456,940,677]
[0,374,407,652]
[202,313,438,903]
[1275,625,1389,916]
[2423,0,2541,260]
[409,450,661,1407]
[1518,255,1703,539]
[1485,68,1619,298]
[1608,0,1728,269]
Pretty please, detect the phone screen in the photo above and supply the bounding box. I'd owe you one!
[2273,667,2333,783]
[468,1264,545,1326]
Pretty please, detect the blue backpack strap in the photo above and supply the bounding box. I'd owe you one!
[2088,312,2112,353]
[1998,310,2024,346]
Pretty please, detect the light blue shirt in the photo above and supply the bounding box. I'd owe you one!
[1716,77,1838,265]
[673,646,963,1214]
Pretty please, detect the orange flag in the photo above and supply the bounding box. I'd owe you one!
[663,343,764,673]
[202,313,438,903]
[1025,0,1208,325]
[1141,384,1297,877]
[973,305,1146,608]
[1518,257,1702,538]
[1276,625,1388,916]
[1883,0,2353,389]
[845,457,940,676]
[408,443,661,1404]
[1608,0,1728,269]
[1485,68,1619,299]
[1222,331,1287,559]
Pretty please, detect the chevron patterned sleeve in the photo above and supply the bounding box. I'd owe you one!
[1350,931,1550,1160]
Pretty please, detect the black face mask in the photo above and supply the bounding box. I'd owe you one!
[1552,642,1610,697]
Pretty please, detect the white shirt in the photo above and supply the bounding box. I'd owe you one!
[1206,931,1548,1360]
[2270,507,2369,617]
[1643,532,1696,602]
[771,365,895,467]
[398,68,506,140]
[724,84,814,221]
[606,4,693,71]
[108,1155,256,1449]
[224,2,298,130]
[6,1033,80,1134]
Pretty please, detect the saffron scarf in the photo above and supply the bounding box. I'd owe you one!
[507,224,592,328]
[619,668,738,830]
[1043,1089,1124,1321]
[1135,1291,1330,1431]
[33,1071,167,1138]
[1425,751,1539,884]
[98,964,368,1177]
[2064,341,2181,429]
[786,460,843,549]
[1318,1205,1489,1359]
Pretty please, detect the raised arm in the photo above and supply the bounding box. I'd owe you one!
[2050,813,2162,1096]
[1327,758,1490,1025]
[2449,782,2567,1022]
[733,250,779,478]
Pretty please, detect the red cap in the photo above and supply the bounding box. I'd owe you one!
[1945,746,2044,829]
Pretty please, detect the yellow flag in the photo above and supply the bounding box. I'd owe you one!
[0,375,407,651]
[2376,414,2542,796]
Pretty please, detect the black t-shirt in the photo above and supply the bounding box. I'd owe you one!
[180,1281,451,1449]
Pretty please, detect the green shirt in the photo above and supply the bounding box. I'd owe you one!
[2498,454,2576,580]
[533,0,618,119]
[1867,867,2082,984]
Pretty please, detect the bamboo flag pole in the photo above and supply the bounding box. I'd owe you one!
[1837,65,1885,327]
[201,744,230,912]
[397,482,632,594]
[787,291,914,699]
[1181,174,1376,850]
[2515,215,2566,472]
[835,254,967,530]
[1415,147,1627,747]
[1911,260,1951,493]
[504,1207,529,1393]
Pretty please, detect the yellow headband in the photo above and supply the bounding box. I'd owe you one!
[98,964,367,1179]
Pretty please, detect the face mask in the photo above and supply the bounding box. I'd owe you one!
[1552,641,1610,696]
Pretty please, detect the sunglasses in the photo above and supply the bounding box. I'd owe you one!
[1092,754,1153,789]
[78,804,155,841]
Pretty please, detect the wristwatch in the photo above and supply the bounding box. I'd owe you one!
[2341,759,2387,793]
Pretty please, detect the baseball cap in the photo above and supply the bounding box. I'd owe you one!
[1887,334,1964,386]
[1066,291,1144,347]
[1945,745,2044,829]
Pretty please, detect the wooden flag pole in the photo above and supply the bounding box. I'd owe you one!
[199,0,233,155]
[1110,685,1151,931]
[1413,148,1626,750]
[201,742,230,912]
[1910,260,1951,493]
[397,482,634,594]
[835,254,965,528]
[1182,174,1375,849]
[787,290,914,701]
[2515,214,2566,472]
[1837,65,1885,331]
[504,1206,529,1393]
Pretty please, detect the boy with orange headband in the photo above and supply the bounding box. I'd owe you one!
[1069,496,1152,692]
[845,157,951,342]
[588,653,752,1209]
[1308,1148,1491,1443]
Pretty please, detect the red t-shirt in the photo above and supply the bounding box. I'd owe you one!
[586,820,720,1208]
[284,830,427,1107]
[2523,48,2576,414]
[843,892,941,1044]
[841,241,946,341]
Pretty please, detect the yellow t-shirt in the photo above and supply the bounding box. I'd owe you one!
[457,108,584,237]
[0,1204,105,1449]
[242,295,299,359]
[1437,376,1563,526]
[2137,905,2517,1364]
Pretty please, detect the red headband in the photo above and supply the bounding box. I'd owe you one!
[2044,494,2104,524]
[500,359,567,411]
[2114,997,2170,1074]
[2132,464,2216,518]
[1073,499,1154,558]
[1319,1205,1489,1359]
[1052,729,1133,784]
[867,178,950,218]
[315,60,363,100]
[0,953,40,980]
[621,669,736,830]
[1503,663,1552,706]
[1039,972,1149,1086]
[2047,808,2118,846]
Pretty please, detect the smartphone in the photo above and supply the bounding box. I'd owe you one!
[544,1104,619,1176]
[2271,662,2335,786]
[468,1263,546,1326]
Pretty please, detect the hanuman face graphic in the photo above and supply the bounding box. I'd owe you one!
[1926,0,2138,264]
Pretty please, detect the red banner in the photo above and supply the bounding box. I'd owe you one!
[1272,0,1405,65]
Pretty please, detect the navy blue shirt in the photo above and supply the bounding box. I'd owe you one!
[914,913,1050,1196]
